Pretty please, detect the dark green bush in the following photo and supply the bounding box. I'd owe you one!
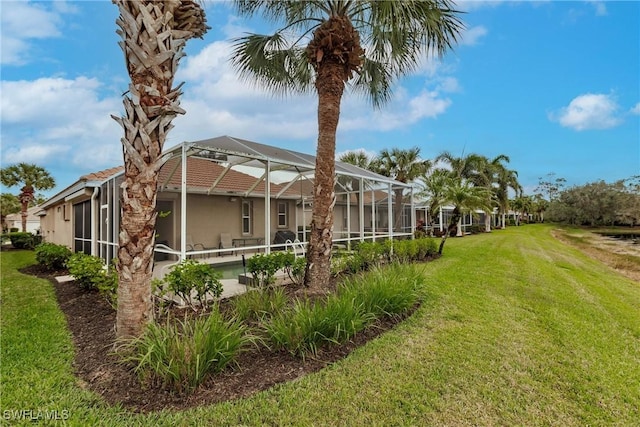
[35,242,72,271]
[154,259,222,310]
[65,253,117,306]
[7,232,35,249]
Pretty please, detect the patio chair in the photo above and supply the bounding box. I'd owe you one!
[219,233,235,256]
[186,235,206,259]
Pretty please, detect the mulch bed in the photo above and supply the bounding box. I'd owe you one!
[19,263,412,413]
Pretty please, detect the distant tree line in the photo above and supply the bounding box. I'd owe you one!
[545,176,640,227]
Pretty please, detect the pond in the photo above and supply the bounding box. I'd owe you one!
[595,231,639,244]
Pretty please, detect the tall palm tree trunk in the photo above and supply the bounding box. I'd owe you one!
[304,15,361,291]
[438,210,460,255]
[19,187,33,233]
[304,59,344,291]
[112,0,207,338]
[484,210,491,232]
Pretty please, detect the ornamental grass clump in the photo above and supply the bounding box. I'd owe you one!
[339,264,423,318]
[119,307,251,393]
[231,287,289,322]
[264,295,374,358]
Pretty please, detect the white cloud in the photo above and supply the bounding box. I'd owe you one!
[587,1,608,16]
[0,1,71,65]
[460,26,488,46]
[630,103,640,115]
[0,77,123,170]
[174,30,456,144]
[550,93,623,131]
[3,144,69,165]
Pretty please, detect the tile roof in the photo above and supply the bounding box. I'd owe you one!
[158,157,300,196]
[80,166,124,182]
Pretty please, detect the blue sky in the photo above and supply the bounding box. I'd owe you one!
[1,0,639,199]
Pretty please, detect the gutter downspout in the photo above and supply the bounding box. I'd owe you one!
[91,187,99,257]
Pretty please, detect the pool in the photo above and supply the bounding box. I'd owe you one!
[211,262,247,280]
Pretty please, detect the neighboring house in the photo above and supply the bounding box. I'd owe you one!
[40,136,412,264]
[5,206,42,234]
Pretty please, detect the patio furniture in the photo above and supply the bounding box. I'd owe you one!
[219,233,235,256]
[232,237,264,253]
[186,235,206,258]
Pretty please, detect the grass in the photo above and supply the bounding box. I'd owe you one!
[1,224,639,425]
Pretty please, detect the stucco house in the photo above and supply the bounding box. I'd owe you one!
[39,136,414,265]
[5,206,42,233]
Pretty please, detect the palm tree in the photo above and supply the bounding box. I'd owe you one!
[512,194,533,225]
[434,151,484,235]
[338,150,376,210]
[231,1,463,292]
[532,193,549,223]
[418,168,450,235]
[436,176,491,254]
[374,147,431,232]
[0,163,55,232]
[111,0,208,339]
[494,164,521,229]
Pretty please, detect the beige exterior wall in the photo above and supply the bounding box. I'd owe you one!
[161,192,296,250]
[40,200,74,249]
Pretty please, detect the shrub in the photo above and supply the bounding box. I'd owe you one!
[231,287,289,322]
[246,253,281,288]
[120,307,251,393]
[7,232,35,249]
[391,239,413,264]
[154,259,222,310]
[284,256,306,286]
[330,254,350,276]
[35,242,72,271]
[66,252,107,290]
[355,241,385,268]
[97,259,119,309]
[415,237,438,260]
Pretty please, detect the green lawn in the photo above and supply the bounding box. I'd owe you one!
[2,224,639,426]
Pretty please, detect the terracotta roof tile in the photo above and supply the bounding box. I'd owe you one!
[158,157,290,195]
[80,166,124,182]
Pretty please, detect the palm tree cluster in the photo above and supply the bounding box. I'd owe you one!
[339,148,523,254]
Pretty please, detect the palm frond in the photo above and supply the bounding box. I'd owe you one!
[231,0,465,108]
[231,33,314,96]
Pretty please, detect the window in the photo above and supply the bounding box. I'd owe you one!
[277,201,287,228]
[73,201,91,254]
[242,200,252,235]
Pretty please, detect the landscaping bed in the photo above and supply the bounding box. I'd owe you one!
[20,263,417,413]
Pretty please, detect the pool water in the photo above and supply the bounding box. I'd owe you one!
[211,262,247,280]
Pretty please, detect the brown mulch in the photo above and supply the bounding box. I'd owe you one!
[19,263,412,413]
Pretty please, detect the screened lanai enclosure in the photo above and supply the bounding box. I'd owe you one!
[96,136,415,265]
